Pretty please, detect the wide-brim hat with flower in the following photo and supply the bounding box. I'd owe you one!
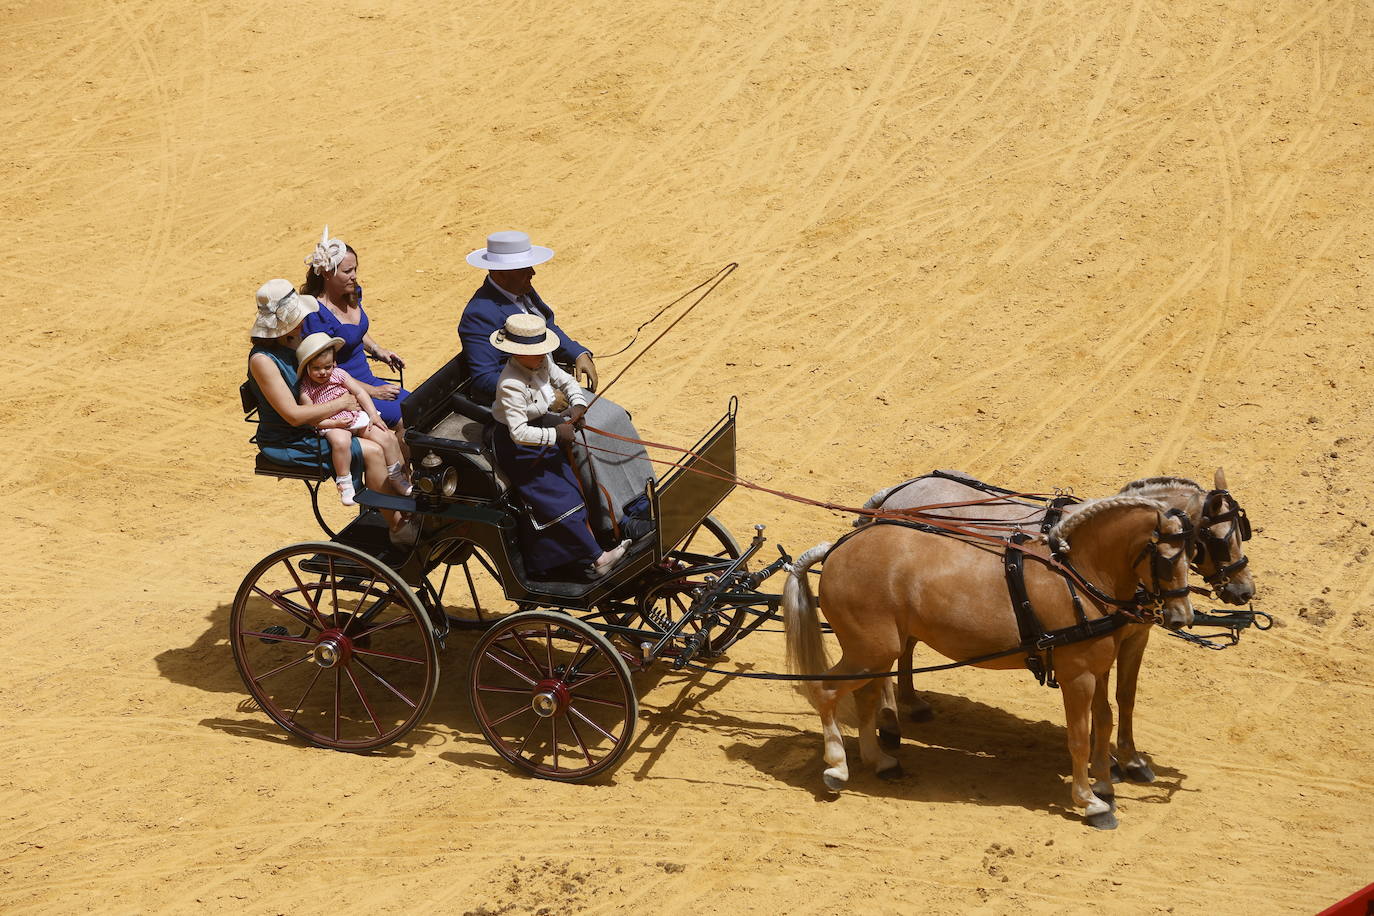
[466,230,554,271]
[490,312,559,356]
[296,332,347,370]
[250,278,318,338]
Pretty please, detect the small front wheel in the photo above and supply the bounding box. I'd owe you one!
[468,611,638,781]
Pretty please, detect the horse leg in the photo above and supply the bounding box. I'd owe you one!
[878,679,902,750]
[1091,672,1115,811]
[896,637,935,723]
[1062,669,1116,829]
[1113,626,1156,783]
[817,682,850,792]
[855,678,902,779]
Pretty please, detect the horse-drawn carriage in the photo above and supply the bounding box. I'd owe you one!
[234,353,789,780]
[234,353,1268,824]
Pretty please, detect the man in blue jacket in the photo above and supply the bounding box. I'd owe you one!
[458,229,651,545]
[458,230,598,403]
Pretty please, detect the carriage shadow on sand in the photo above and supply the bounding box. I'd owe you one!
[159,601,693,779]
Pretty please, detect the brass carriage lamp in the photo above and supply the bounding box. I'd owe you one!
[413,452,458,505]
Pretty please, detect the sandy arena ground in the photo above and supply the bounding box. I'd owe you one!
[3,0,1372,911]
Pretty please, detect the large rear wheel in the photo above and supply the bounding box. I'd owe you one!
[230,542,440,752]
[469,611,637,781]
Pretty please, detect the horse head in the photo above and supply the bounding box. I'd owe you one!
[1051,496,1195,630]
[1194,467,1255,605]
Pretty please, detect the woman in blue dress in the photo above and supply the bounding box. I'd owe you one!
[299,227,410,428]
[246,277,416,543]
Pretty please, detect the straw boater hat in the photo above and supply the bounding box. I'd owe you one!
[491,313,559,356]
[250,278,318,338]
[296,332,347,370]
[466,230,554,271]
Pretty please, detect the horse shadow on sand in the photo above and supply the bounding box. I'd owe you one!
[718,690,1192,821]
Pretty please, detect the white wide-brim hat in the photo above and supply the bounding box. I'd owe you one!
[466,230,554,271]
[491,312,559,356]
[250,279,319,338]
[296,332,347,370]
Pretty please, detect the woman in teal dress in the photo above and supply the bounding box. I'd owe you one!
[246,278,414,542]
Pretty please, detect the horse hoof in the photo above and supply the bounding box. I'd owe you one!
[1086,810,1118,830]
[1125,761,1156,783]
[907,706,935,723]
[1098,792,1116,812]
[822,772,847,793]
[877,763,905,781]
[878,729,901,750]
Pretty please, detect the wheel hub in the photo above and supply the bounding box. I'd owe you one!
[530,679,570,718]
[310,630,352,668]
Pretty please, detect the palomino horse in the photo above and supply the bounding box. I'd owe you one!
[860,469,1254,781]
[783,495,1194,828]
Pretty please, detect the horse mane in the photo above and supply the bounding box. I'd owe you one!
[1118,476,1202,495]
[1051,494,1166,543]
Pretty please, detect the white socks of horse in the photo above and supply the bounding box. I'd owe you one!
[336,475,357,506]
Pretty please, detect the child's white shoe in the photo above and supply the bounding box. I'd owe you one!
[387,461,413,497]
[336,475,357,507]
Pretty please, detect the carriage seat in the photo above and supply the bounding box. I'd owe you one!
[414,410,510,499]
[241,380,332,482]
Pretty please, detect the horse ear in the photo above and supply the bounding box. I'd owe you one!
[1214,467,1228,490]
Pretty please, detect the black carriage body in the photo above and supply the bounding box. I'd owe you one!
[377,351,742,611]
[236,350,781,778]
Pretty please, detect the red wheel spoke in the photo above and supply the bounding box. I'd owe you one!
[550,714,559,772]
[282,559,328,629]
[254,653,312,683]
[241,630,316,645]
[332,668,342,743]
[482,650,541,687]
[353,656,418,709]
[565,693,628,711]
[513,718,538,758]
[567,666,617,692]
[354,614,414,641]
[344,663,384,738]
[476,683,535,696]
[504,630,548,678]
[250,586,321,632]
[562,711,596,767]
[343,575,381,636]
[352,647,425,665]
[568,704,620,744]
[543,625,555,678]
[488,703,533,728]
[288,665,326,722]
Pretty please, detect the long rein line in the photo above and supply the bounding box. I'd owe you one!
[576,425,1166,615]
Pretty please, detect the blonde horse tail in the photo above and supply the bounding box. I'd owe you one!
[853,485,897,527]
[783,542,833,707]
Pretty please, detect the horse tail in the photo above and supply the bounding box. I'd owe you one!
[853,486,896,527]
[783,542,833,707]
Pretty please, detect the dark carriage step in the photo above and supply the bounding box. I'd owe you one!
[299,515,410,578]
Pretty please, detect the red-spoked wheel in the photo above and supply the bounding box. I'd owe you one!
[230,542,440,752]
[468,610,638,781]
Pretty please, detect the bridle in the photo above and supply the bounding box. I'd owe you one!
[1133,507,1196,617]
[1193,489,1252,590]
[1045,508,1196,623]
